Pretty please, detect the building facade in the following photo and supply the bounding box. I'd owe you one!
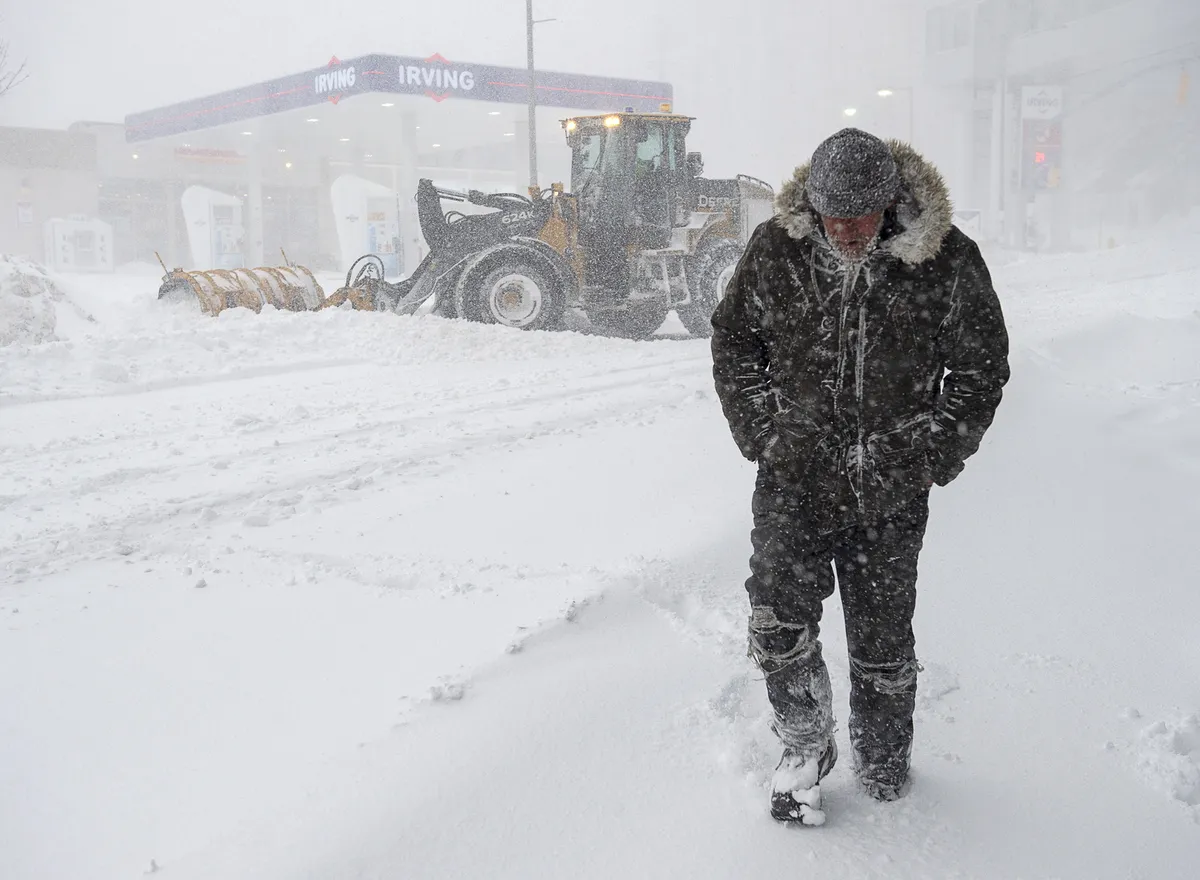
[921,0,1199,249]
[0,127,99,261]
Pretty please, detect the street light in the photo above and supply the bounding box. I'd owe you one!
[526,1,557,192]
[844,108,858,117]
[877,86,915,142]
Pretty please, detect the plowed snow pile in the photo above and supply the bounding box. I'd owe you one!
[0,255,62,346]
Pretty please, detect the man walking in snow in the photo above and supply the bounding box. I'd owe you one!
[711,128,1009,824]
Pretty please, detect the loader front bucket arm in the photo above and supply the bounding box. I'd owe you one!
[321,251,438,315]
[416,179,451,252]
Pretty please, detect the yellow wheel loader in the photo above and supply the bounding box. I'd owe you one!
[332,112,775,339]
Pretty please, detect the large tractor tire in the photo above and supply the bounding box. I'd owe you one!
[454,252,566,331]
[587,304,670,341]
[677,239,743,338]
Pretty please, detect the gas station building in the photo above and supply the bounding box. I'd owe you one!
[0,53,672,275]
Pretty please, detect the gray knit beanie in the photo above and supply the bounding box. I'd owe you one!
[805,128,899,218]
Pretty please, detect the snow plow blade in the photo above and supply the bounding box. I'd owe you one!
[157,266,325,316]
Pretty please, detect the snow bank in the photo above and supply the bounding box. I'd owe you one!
[0,296,692,404]
[995,215,1200,342]
[1039,312,1200,388]
[0,255,62,346]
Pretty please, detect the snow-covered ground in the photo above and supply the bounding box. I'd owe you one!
[2,221,1199,879]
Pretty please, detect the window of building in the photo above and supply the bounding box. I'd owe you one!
[1010,0,1133,36]
[926,2,973,54]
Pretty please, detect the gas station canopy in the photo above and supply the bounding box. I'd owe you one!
[114,53,674,277]
[125,53,674,142]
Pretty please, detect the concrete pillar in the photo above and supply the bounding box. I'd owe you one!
[397,110,421,276]
[165,180,179,267]
[513,115,530,192]
[245,151,265,266]
[1050,98,1072,252]
[317,157,337,271]
[1002,88,1025,248]
[987,78,1005,241]
[538,107,570,190]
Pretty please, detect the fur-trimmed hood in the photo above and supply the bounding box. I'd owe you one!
[774,141,953,266]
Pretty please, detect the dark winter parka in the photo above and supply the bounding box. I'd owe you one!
[711,142,1010,534]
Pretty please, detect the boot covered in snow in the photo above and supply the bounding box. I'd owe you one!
[851,730,913,801]
[859,774,910,802]
[769,739,837,825]
[852,735,913,801]
[849,655,918,802]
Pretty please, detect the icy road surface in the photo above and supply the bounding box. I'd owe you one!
[2,228,1200,878]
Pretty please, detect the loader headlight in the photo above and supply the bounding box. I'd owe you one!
[603,115,622,128]
[565,119,577,132]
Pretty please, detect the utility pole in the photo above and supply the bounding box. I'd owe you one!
[526,0,537,191]
[525,1,555,193]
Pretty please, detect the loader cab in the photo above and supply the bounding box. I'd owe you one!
[563,113,694,288]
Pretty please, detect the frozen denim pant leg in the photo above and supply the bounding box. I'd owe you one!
[745,471,838,761]
[747,608,835,757]
[835,492,929,789]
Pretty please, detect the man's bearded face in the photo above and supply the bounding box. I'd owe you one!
[821,211,885,261]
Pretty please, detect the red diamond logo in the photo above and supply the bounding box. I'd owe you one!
[423,54,453,102]
[322,55,348,104]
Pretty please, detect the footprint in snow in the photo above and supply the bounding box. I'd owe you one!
[428,678,467,702]
[914,662,960,721]
[1133,713,1200,813]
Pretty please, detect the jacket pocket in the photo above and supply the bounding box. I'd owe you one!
[759,426,838,492]
[863,414,934,496]
[867,414,931,462]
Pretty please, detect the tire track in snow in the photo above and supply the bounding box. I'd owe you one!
[1,352,708,502]
[2,353,714,580]
[0,358,370,408]
[0,350,709,470]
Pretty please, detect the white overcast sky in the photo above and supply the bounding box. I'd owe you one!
[0,0,922,183]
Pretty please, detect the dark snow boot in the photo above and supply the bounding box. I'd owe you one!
[769,739,838,826]
[860,775,910,802]
[852,741,913,802]
[849,656,918,803]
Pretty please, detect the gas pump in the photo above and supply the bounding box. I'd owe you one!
[332,175,402,278]
[43,217,115,272]
[366,196,402,276]
[181,186,246,270]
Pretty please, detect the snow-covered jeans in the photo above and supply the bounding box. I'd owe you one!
[745,476,928,788]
